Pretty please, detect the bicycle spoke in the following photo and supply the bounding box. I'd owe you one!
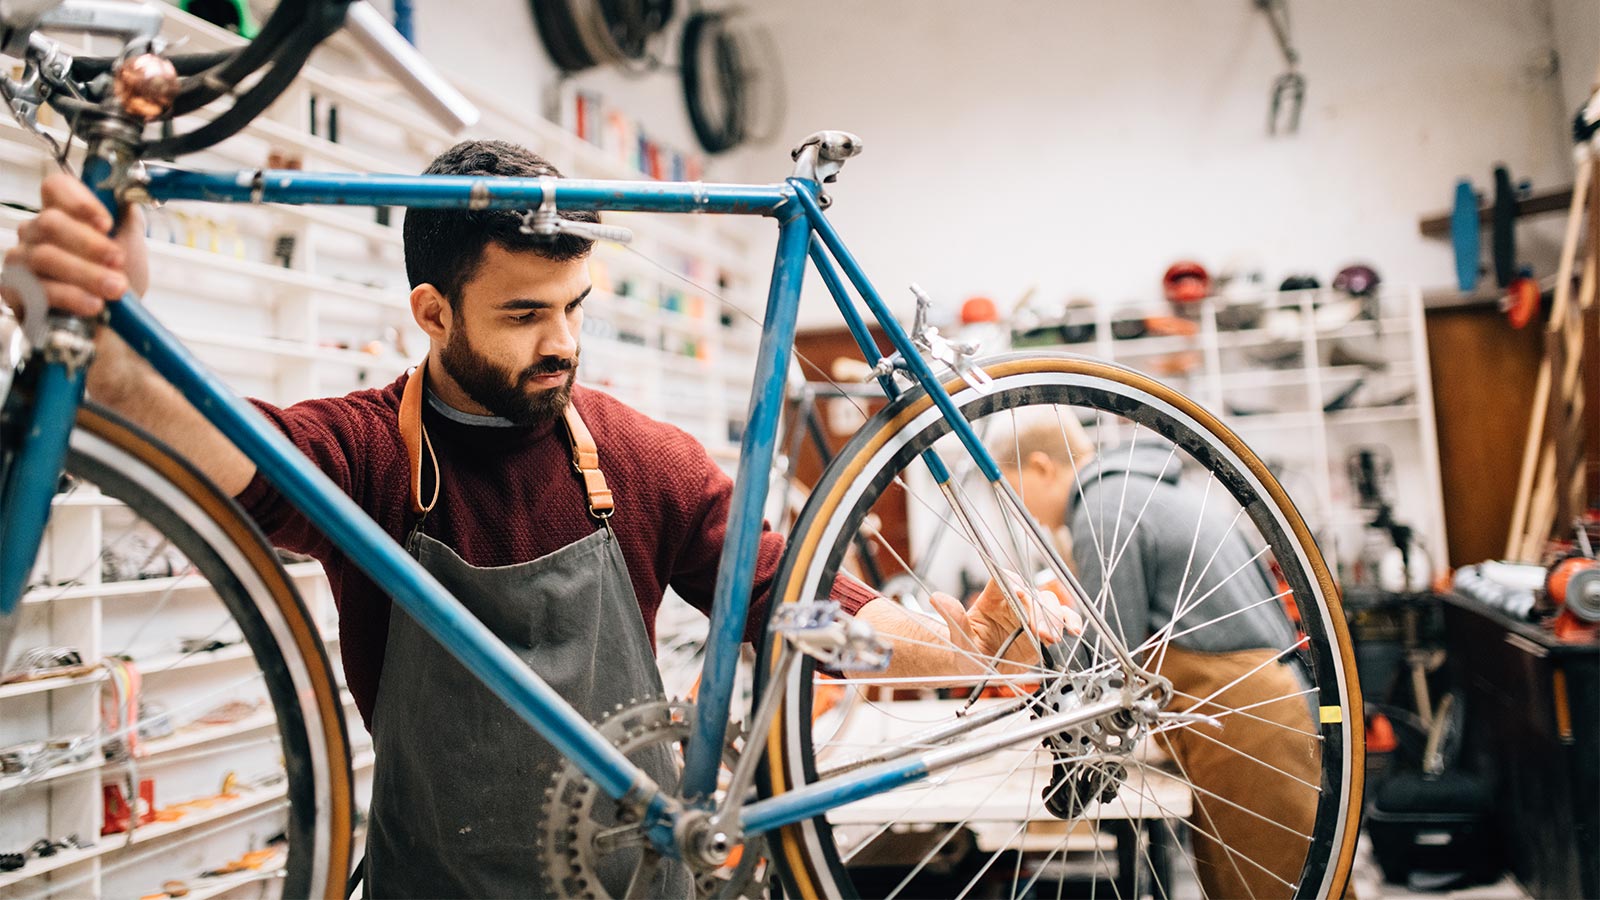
[1136,589,1292,655]
[1173,724,1323,794]
[1151,508,1251,676]
[880,735,1051,900]
[1157,687,1322,739]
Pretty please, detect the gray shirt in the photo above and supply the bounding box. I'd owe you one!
[1066,439,1298,656]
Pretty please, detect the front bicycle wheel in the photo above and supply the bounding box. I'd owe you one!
[759,353,1362,900]
[0,406,351,898]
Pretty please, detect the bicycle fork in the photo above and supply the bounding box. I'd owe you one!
[0,312,97,667]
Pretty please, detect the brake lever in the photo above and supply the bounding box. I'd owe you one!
[908,283,994,394]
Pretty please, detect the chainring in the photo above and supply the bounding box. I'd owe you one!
[539,699,770,899]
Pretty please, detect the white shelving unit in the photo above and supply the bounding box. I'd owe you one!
[1011,286,1448,579]
[0,7,761,897]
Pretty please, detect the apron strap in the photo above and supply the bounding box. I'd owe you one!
[398,359,615,521]
[399,361,440,517]
[564,400,614,519]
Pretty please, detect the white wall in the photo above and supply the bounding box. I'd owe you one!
[391,2,1584,330]
[715,0,1582,328]
[1549,0,1599,116]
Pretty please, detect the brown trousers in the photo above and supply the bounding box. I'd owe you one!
[1153,646,1321,899]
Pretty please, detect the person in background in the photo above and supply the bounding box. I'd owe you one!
[996,412,1320,900]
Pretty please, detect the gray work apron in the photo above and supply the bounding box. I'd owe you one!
[363,418,691,897]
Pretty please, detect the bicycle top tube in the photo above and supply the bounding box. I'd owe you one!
[142,167,800,218]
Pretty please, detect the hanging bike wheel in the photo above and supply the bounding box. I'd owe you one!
[758,353,1362,900]
[0,406,351,898]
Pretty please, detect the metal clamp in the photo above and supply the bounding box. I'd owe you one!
[908,284,994,393]
[41,317,98,375]
[771,600,891,672]
[517,176,634,244]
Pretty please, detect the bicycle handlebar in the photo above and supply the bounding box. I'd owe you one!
[2,0,474,165]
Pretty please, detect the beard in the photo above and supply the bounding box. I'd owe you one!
[438,325,578,426]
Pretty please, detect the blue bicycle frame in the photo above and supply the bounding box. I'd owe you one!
[0,164,1012,848]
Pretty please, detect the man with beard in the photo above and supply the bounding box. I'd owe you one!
[6,141,1072,897]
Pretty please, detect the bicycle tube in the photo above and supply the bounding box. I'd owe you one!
[0,354,88,619]
[757,354,1363,900]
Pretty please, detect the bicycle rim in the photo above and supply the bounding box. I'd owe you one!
[0,406,351,898]
[758,353,1362,900]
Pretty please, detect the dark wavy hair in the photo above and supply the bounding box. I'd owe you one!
[403,140,599,309]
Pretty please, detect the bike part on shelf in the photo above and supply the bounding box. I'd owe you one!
[1451,179,1481,292]
[1504,276,1540,329]
[0,644,85,682]
[540,699,770,900]
[1162,261,1211,304]
[1332,264,1381,298]
[758,353,1362,900]
[0,406,352,897]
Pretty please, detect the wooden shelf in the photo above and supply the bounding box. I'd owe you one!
[1419,186,1574,237]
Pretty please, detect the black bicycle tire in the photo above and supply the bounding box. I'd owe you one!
[142,36,318,158]
[680,9,745,154]
[597,0,673,60]
[57,405,354,898]
[756,352,1364,900]
[532,0,598,72]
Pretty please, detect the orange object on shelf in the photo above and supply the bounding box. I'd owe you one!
[960,295,999,325]
[1142,315,1199,337]
[1367,712,1398,753]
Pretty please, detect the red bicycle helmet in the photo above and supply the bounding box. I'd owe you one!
[1163,261,1210,303]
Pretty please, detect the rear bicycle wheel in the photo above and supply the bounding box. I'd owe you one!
[0,405,351,898]
[759,353,1362,900]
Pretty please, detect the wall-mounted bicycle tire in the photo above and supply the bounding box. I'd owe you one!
[681,9,747,154]
[598,0,674,62]
[532,0,597,72]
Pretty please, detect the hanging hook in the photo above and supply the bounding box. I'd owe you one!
[1256,0,1304,135]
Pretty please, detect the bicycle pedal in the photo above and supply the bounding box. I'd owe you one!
[772,601,892,672]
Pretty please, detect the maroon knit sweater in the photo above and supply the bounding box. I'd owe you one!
[236,371,876,729]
